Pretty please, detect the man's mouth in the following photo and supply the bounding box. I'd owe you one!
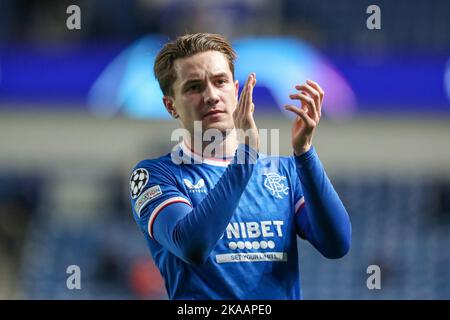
[204,110,225,118]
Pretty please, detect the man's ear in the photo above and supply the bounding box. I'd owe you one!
[163,96,179,119]
[234,80,239,100]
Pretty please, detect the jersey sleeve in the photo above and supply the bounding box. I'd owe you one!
[291,146,351,259]
[290,158,312,240]
[129,161,191,239]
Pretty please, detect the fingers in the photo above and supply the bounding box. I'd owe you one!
[294,83,321,118]
[306,79,324,106]
[251,75,257,113]
[237,74,251,114]
[234,73,258,137]
[284,104,315,128]
[290,80,324,121]
[289,92,318,120]
[245,73,256,116]
[237,76,248,114]
[235,73,258,148]
[237,73,256,117]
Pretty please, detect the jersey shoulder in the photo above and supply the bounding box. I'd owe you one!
[132,152,178,172]
[129,153,180,200]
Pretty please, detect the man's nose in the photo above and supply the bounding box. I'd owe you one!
[203,82,220,106]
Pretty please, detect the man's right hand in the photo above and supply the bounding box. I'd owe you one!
[233,73,259,151]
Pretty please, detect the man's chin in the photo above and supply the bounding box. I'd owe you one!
[202,119,234,134]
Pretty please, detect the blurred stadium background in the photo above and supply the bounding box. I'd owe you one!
[1,0,450,299]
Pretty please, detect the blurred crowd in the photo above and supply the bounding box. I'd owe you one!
[1,0,449,53]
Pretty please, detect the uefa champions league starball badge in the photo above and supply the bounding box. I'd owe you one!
[130,168,149,199]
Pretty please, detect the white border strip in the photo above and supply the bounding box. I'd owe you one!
[216,252,287,263]
[181,141,231,167]
[148,196,192,239]
[294,196,305,213]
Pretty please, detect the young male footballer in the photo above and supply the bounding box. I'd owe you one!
[129,33,351,299]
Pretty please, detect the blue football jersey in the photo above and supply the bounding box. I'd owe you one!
[130,142,309,300]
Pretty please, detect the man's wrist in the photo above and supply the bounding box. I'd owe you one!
[236,129,259,152]
[293,144,312,157]
[293,145,316,163]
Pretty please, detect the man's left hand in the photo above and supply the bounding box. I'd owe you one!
[284,79,324,156]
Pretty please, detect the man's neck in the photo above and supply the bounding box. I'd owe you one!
[184,129,238,159]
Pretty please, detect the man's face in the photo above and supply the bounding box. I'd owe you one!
[166,50,239,135]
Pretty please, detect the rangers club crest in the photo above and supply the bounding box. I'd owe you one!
[263,173,289,199]
[130,168,149,199]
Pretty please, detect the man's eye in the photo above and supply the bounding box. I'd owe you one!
[188,84,200,92]
[216,79,227,85]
